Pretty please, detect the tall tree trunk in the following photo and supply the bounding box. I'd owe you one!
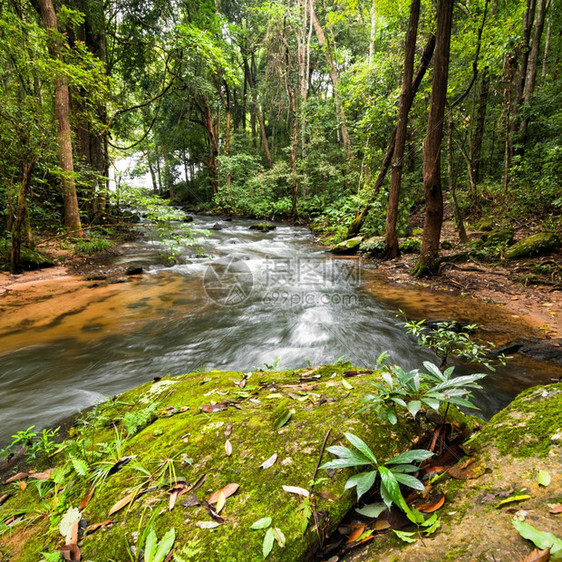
[414,0,454,277]
[247,56,272,168]
[470,70,489,185]
[447,109,468,242]
[384,0,420,258]
[32,0,82,235]
[368,0,376,63]
[347,34,435,238]
[520,0,547,135]
[540,12,551,86]
[310,2,351,153]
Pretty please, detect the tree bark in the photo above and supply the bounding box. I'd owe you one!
[384,0,420,258]
[347,33,435,238]
[470,70,489,185]
[414,0,454,277]
[32,0,82,235]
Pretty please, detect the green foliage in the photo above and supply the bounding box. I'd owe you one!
[321,432,433,508]
[143,527,176,562]
[402,317,507,370]
[121,403,158,437]
[74,238,113,255]
[358,362,486,425]
[511,520,562,559]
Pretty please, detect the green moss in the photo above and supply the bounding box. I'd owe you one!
[505,232,560,259]
[475,384,562,457]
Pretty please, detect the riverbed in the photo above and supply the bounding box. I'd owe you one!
[0,215,559,446]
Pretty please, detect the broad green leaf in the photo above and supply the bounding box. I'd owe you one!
[390,463,420,473]
[512,519,562,557]
[344,433,378,464]
[388,449,433,465]
[393,472,426,492]
[355,502,387,518]
[387,409,398,424]
[144,528,157,562]
[537,470,551,487]
[424,517,441,535]
[251,517,272,530]
[341,378,353,390]
[393,529,417,543]
[273,408,293,429]
[263,527,275,558]
[379,466,406,510]
[344,470,377,500]
[273,527,286,547]
[406,508,425,524]
[421,397,442,411]
[153,528,176,562]
[423,362,446,381]
[407,400,422,418]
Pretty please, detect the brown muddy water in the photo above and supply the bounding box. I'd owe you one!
[0,215,559,446]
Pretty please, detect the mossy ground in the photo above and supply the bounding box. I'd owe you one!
[0,365,415,561]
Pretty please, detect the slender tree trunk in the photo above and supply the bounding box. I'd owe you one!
[470,70,489,185]
[447,109,468,242]
[32,0,82,235]
[384,0,420,258]
[368,0,376,63]
[414,0,454,277]
[310,1,351,152]
[347,34,435,238]
[520,0,547,135]
[540,13,551,86]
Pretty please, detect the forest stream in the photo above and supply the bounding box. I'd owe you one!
[0,214,559,447]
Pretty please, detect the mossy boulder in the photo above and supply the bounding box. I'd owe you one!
[0,240,54,271]
[473,228,514,249]
[331,236,363,255]
[0,365,419,561]
[505,232,561,259]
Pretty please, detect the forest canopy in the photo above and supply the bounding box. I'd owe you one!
[1,0,560,273]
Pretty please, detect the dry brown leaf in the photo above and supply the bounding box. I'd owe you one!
[346,524,366,543]
[29,469,55,481]
[85,519,113,535]
[66,518,79,546]
[417,495,446,513]
[225,440,232,456]
[180,493,201,508]
[58,543,81,561]
[318,491,337,501]
[448,460,486,480]
[108,491,137,516]
[549,504,562,514]
[19,480,27,491]
[519,547,551,562]
[207,483,240,505]
[224,424,233,438]
[260,453,278,469]
[282,485,310,498]
[200,403,229,413]
[169,490,179,511]
[5,472,28,484]
[79,484,96,510]
[373,520,391,531]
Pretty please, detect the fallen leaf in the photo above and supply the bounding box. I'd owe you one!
[85,520,113,535]
[79,484,96,510]
[549,504,562,514]
[260,453,278,469]
[5,472,28,484]
[107,456,135,477]
[216,491,226,514]
[0,494,12,506]
[282,485,310,498]
[448,460,486,480]
[28,468,55,481]
[519,548,551,562]
[59,507,81,543]
[537,471,551,487]
[417,495,446,513]
[196,521,220,529]
[200,403,229,413]
[191,474,207,491]
[224,424,233,438]
[273,527,286,548]
[497,495,531,508]
[341,378,354,390]
[373,520,391,531]
[207,483,240,505]
[273,408,293,429]
[19,480,26,491]
[180,493,201,508]
[58,543,81,561]
[108,491,138,516]
[318,491,337,501]
[346,524,366,543]
[251,517,272,530]
[225,440,232,456]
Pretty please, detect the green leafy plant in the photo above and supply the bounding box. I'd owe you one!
[142,526,176,562]
[321,432,433,510]
[402,316,507,370]
[512,519,562,559]
[74,237,113,255]
[0,425,37,458]
[393,509,440,543]
[359,362,486,426]
[250,517,286,559]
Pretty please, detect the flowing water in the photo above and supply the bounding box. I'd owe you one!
[0,214,558,447]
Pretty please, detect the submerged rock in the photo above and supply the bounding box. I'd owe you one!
[494,337,562,366]
[249,222,276,232]
[505,232,560,259]
[125,265,144,275]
